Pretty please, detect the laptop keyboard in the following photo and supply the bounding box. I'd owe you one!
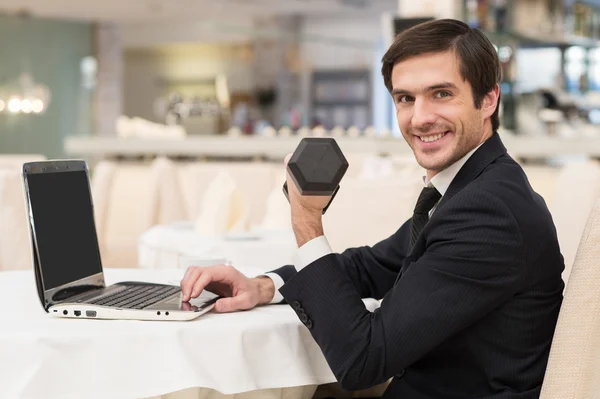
[82,285,181,309]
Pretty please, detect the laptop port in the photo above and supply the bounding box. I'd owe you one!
[86,310,97,318]
[74,311,81,317]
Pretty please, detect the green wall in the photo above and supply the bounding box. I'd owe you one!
[0,14,93,158]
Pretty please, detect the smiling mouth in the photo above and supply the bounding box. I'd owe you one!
[418,131,448,143]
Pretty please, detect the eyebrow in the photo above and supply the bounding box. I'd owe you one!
[391,82,458,96]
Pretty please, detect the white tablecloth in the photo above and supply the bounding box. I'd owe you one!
[138,223,298,272]
[0,268,381,399]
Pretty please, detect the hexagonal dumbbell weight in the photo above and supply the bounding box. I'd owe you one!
[283,137,349,214]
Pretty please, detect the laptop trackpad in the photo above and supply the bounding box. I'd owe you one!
[147,291,219,312]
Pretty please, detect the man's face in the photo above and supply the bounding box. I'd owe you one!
[391,51,497,175]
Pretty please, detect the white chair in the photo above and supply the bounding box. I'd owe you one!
[540,199,600,398]
[102,157,188,268]
[547,161,600,286]
[145,156,188,225]
[102,163,153,268]
[0,154,46,169]
[91,160,117,263]
[0,168,32,271]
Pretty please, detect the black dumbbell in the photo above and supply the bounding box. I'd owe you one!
[283,137,349,214]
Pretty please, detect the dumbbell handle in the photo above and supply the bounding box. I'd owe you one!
[282,181,340,215]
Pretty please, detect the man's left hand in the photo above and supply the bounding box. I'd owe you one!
[284,153,329,246]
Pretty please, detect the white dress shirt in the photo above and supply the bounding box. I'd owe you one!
[265,143,483,303]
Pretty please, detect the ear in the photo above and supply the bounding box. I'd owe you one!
[482,84,500,120]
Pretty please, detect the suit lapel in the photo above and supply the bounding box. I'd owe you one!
[397,132,508,280]
[434,132,507,212]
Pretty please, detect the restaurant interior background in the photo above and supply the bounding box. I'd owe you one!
[1,0,599,280]
[3,1,600,398]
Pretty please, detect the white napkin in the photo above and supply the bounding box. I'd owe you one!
[364,126,377,137]
[261,126,277,137]
[331,126,346,137]
[312,126,327,137]
[195,170,250,235]
[278,126,292,137]
[297,126,311,137]
[227,126,242,137]
[258,172,292,231]
[145,157,187,229]
[227,188,251,233]
[347,126,361,137]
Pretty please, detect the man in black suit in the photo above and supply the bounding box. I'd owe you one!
[180,19,564,398]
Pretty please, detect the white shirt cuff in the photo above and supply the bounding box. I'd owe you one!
[293,235,333,271]
[264,272,285,304]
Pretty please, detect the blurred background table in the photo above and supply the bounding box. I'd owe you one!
[138,222,298,271]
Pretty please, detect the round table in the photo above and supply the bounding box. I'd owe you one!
[0,267,380,399]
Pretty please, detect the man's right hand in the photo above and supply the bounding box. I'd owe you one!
[180,265,276,313]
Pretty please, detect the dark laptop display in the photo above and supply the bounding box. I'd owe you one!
[27,169,102,290]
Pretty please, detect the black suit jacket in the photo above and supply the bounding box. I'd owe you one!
[270,133,564,398]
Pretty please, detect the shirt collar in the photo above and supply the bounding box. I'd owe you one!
[423,143,483,196]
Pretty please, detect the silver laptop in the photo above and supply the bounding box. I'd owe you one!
[22,159,219,321]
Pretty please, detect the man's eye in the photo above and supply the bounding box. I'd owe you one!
[435,91,451,98]
[396,95,413,103]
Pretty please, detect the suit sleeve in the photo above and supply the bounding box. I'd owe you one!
[278,188,526,390]
[268,219,412,301]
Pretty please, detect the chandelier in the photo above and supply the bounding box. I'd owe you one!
[0,72,51,115]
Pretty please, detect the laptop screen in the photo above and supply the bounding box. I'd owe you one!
[27,170,102,290]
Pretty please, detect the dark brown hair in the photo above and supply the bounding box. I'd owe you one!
[382,19,502,131]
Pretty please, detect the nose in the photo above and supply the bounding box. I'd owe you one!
[410,98,437,131]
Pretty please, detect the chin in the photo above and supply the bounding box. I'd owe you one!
[415,152,451,172]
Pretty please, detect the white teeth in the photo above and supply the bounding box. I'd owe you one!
[420,132,445,143]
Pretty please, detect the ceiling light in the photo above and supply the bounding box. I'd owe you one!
[32,99,44,113]
[20,99,33,114]
[8,97,21,113]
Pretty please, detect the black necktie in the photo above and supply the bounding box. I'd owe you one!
[410,186,442,249]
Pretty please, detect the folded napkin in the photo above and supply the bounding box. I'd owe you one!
[261,126,277,137]
[278,126,292,137]
[145,157,187,229]
[258,175,292,230]
[347,126,361,137]
[331,126,346,137]
[195,170,250,235]
[312,126,327,137]
[364,126,377,137]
